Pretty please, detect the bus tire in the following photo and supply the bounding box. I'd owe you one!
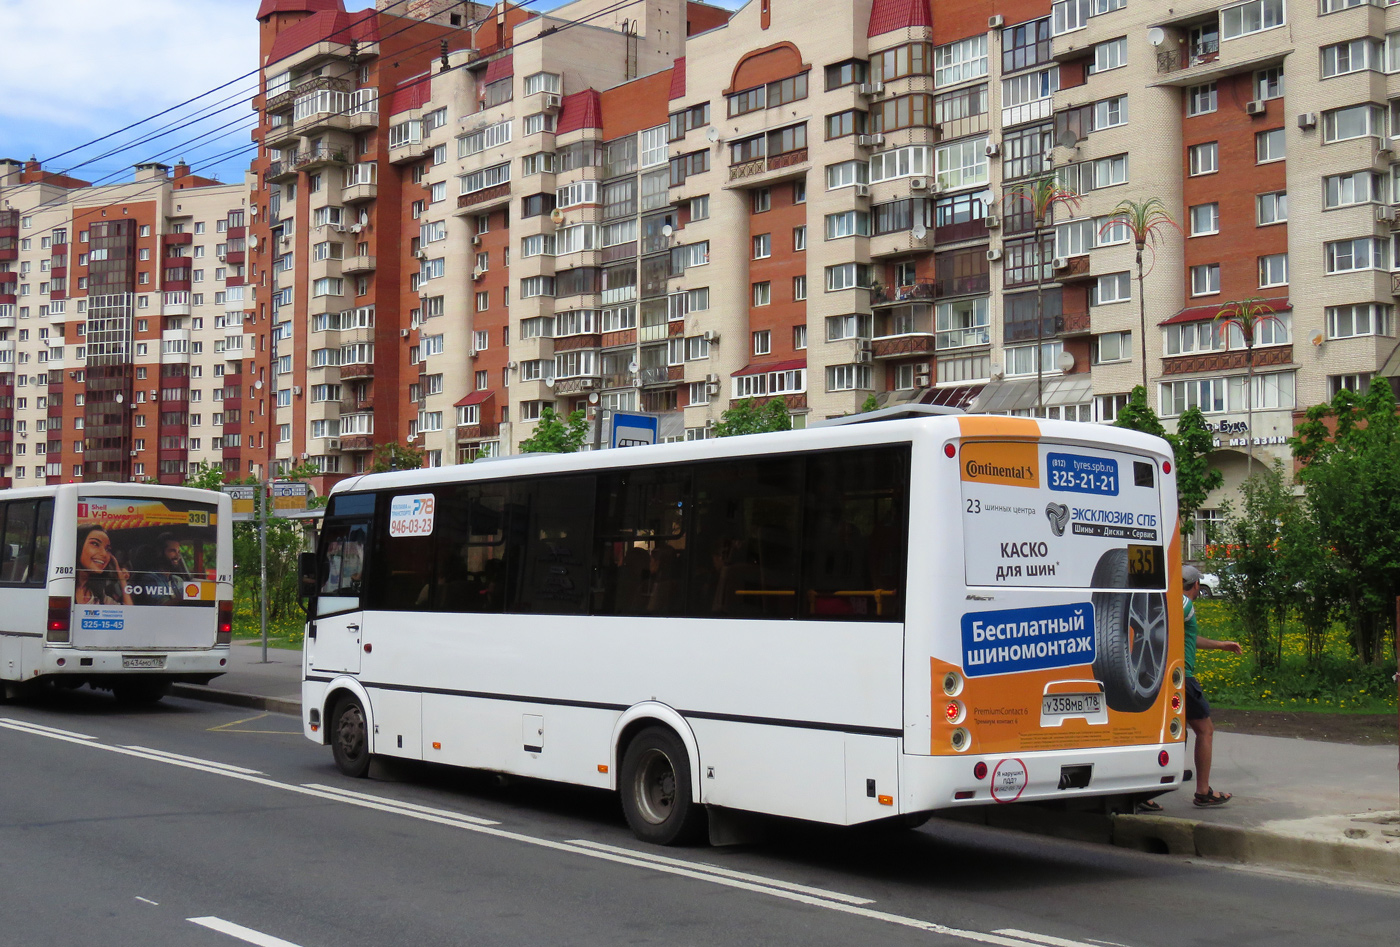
[1090,549,1168,714]
[112,678,172,706]
[330,695,372,778]
[619,726,707,846]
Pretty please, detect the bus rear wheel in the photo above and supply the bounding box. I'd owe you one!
[619,727,706,845]
[330,695,372,778]
[112,678,171,706]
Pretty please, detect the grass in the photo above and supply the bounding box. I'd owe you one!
[1193,600,1398,714]
[231,592,305,648]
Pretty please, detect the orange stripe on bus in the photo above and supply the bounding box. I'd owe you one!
[956,416,1040,439]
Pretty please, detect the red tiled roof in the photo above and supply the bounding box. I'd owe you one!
[734,358,806,377]
[483,54,514,85]
[1161,297,1291,325]
[388,73,431,114]
[455,390,496,407]
[556,89,602,134]
[867,0,931,38]
[669,57,686,100]
[257,0,340,20]
[266,9,378,65]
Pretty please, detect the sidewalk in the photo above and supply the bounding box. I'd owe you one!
[175,640,1400,883]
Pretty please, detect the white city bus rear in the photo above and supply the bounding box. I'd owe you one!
[301,410,1185,843]
[0,483,233,704]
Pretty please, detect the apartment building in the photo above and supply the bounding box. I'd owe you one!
[0,159,262,486]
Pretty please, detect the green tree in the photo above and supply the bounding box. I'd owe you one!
[1114,386,1223,536]
[1216,461,1293,668]
[858,393,881,414]
[713,397,792,437]
[1214,297,1285,475]
[518,405,589,453]
[1100,197,1179,391]
[370,441,424,472]
[1292,381,1400,664]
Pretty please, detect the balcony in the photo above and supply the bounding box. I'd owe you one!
[267,75,347,114]
[726,147,809,187]
[554,376,600,395]
[343,181,377,204]
[388,136,430,166]
[872,280,936,307]
[266,160,299,183]
[935,273,991,298]
[1061,309,1091,336]
[265,119,301,150]
[340,363,373,380]
[295,146,350,172]
[1004,316,1064,344]
[1156,36,1219,75]
[342,255,376,274]
[638,366,683,387]
[1054,254,1094,282]
[456,183,511,212]
[872,306,935,360]
[1162,345,1293,376]
[340,435,374,452]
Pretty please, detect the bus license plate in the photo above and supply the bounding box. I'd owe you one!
[122,655,167,670]
[1042,693,1101,716]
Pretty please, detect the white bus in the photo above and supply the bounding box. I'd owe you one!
[300,409,1186,844]
[0,483,233,705]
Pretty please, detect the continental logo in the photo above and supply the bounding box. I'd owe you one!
[960,441,1040,488]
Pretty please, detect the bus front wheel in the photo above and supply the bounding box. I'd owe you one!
[330,695,372,778]
[619,727,707,846]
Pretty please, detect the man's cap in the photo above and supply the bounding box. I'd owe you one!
[1182,565,1202,587]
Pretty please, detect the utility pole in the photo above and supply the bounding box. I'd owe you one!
[259,472,268,663]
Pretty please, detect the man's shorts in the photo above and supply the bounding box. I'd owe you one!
[1185,675,1212,721]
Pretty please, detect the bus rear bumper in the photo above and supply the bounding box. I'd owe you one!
[38,647,230,680]
[902,741,1185,812]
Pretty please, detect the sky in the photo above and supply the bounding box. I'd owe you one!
[0,0,743,188]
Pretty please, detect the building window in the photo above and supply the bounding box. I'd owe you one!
[1329,373,1375,399]
[826,364,872,391]
[1323,104,1385,143]
[935,35,988,86]
[1257,191,1288,224]
[1189,203,1220,236]
[1324,171,1380,208]
[1325,237,1388,273]
[1095,331,1131,363]
[752,188,771,213]
[752,282,771,307]
[1092,272,1131,305]
[1088,37,1127,74]
[1327,303,1392,339]
[753,234,771,259]
[1187,83,1217,116]
[1190,263,1220,296]
[1322,39,1380,79]
[1258,253,1288,288]
[1255,128,1285,163]
[1221,0,1284,41]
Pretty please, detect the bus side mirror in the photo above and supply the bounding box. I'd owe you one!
[298,552,318,603]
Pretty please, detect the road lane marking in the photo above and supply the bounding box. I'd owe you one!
[994,930,1114,947]
[188,916,305,947]
[208,713,301,735]
[135,896,160,906]
[0,718,96,740]
[124,746,265,775]
[566,838,874,905]
[6,721,1138,947]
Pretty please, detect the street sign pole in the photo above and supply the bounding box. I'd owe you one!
[259,476,268,663]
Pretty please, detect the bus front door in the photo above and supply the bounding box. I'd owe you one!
[311,519,368,676]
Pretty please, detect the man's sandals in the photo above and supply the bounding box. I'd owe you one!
[1193,789,1232,807]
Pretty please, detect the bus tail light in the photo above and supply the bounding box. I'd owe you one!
[216,601,233,645]
[1159,749,1171,767]
[944,700,966,725]
[1168,718,1183,740]
[973,761,988,780]
[942,671,964,696]
[46,596,71,643]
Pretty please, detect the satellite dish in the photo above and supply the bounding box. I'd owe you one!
[705,127,719,142]
[911,223,927,240]
[1057,350,1075,372]
[1147,27,1166,47]
[114,394,124,404]
[247,234,258,249]
[978,190,997,208]
[1056,129,1081,150]
[1310,330,1324,347]
[627,359,639,374]
[550,208,565,225]
[661,224,673,238]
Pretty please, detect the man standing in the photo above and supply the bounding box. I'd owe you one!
[1182,564,1243,807]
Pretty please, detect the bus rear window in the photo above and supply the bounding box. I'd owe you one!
[75,497,218,607]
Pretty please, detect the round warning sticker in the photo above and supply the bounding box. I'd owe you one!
[990,758,1028,803]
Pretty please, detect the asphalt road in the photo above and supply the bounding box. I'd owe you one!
[0,689,1394,947]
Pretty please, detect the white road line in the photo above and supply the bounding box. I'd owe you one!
[994,930,1114,947]
[188,916,305,947]
[125,746,265,775]
[302,783,499,825]
[134,896,160,906]
[7,722,1137,947]
[567,838,875,905]
[0,717,96,740]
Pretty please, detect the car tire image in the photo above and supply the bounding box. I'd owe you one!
[1090,548,1168,713]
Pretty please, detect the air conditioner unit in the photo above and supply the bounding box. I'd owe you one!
[350,224,363,233]
[400,328,410,338]
[702,329,720,342]
[414,249,428,259]
[1245,100,1266,116]
[910,176,928,190]
[915,373,931,386]
[578,379,596,389]
[1376,137,1394,159]
[217,254,227,262]
[507,361,517,370]
[471,234,482,246]
[541,92,561,113]
[915,362,931,374]
[986,248,1003,262]
[706,381,720,395]
[857,134,885,148]
[984,142,1000,157]
[1378,205,1397,223]
[856,81,884,97]
[855,349,873,364]
[330,224,347,233]
[1052,257,1070,270]
[472,266,486,280]
[988,14,1004,28]
[705,373,719,384]
[854,183,871,198]
[1298,112,1318,129]
[985,213,1001,229]
[326,438,340,450]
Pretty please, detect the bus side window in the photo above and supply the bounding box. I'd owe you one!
[509,475,594,615]
[0,501,36,585]
[594,467,690,617]
[30,500,53,586]
[373,493,436,612]
[317,519,369,617]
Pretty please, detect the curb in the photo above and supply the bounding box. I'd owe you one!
[942,805,1400,885]
[170,683,300,717]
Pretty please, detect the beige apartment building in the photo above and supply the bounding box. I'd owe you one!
[7,0,1400,538]
[0,159,261,486]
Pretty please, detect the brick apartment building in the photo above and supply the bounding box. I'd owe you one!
[4,0,1400,548]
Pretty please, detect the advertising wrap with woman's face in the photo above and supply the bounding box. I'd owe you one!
[75,498,219,608]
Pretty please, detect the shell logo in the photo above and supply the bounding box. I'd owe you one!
[183,582,203,600]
